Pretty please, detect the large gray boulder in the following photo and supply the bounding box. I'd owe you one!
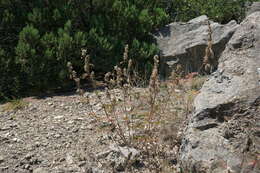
[154,15,239,78]
[179,12,260,173]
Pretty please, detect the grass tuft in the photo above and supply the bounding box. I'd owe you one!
[2,99,28,112]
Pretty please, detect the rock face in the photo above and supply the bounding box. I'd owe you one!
[179,12,260,173]
[154,15,239,78]
[247,2,260,16]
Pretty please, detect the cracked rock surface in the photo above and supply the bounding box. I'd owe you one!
[179,12,260,173]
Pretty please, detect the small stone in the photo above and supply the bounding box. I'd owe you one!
[42,142,48,147]
[3,132,11,138]
[24,164,30,170]
[54,115,63,119]
[72,128,79,133]
[54,134,61,138]
[0,155,4,163]
[12,138,22,143]
[96,150,112,159]
[68,120,74,124]
[174,89,181,93]
[86,124,93,130]
[75,117,84,121]
[78,161,86,167]
[59,157,65,162]
[33,167,48,173]
[0,166,8,171]
[24,153,33,160]
[0,125,11,131]
[34,142,40,147]
[109,145,140,159]
[66,154,74,165]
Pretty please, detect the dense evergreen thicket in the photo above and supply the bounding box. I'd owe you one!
[0,0,255,101]
[162,0,255,23]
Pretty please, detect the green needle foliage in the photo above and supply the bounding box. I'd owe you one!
[161,0,255,23]
[0,0,255,101]
[0,0,169,100]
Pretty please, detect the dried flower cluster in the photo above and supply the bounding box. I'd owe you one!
[104,45,133,88]
[199,20,216,75]
[149,55,160,92]
[67,49,95,95]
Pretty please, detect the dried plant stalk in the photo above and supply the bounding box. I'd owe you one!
[199,20,216,75]
[67,49,95,95]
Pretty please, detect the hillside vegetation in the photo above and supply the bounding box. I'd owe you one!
[0,0,254,101]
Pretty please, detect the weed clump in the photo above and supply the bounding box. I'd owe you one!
[69,45,205,172]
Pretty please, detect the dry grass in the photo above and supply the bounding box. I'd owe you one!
[2,99,28,112]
